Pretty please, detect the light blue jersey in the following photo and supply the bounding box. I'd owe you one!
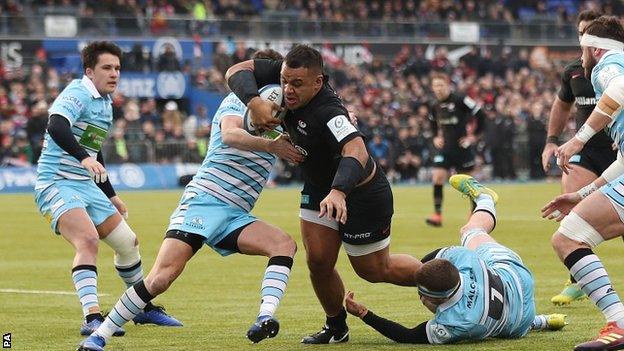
[425,244,535,344]
[592,50,624,150]
[36,76,113,189]
[186,93,277,212]
[34,76,116,233]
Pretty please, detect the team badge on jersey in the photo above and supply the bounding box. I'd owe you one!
[327,115,357,142]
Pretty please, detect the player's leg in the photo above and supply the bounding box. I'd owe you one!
[551,187,624,351]
[233,220,296,343]
[427,166,448,227]
[89,188,181,327]
[449,174,498,249]
[551,162,598,305]
[347,241,423,286]
[78,236,197,351]
[299,213,348,344]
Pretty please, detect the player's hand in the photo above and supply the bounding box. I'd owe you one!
[542,142,558,172]
[110,195,128,220]
[459,134,476,148]
[433,136,444,149]
[345,291,368,318]
[247,96,282,131]
[541,192,581,221]
[268,134,305,164]
[81,157,107,183]
[319,189,347,224]
[555,138,584,174]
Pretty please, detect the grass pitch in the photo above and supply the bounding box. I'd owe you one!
[1,182,623,350]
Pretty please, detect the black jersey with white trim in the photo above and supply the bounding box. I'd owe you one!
[558,58,612,149]
[428,93,484,151]
[251,59,363,189]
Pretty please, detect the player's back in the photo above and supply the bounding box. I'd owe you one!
[188,93,277,212]
[427,246,534,344]
[36,78,113,188]
[592,51,624,149]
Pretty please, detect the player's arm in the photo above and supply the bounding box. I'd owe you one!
[225,59,282,130]
[47,114,107,183]
[428,107,444,149]
[96,151,129,219]
[220,115,304,164]
[345,291,430,343]
[557,75,624,173]
[459,96,484,147]
[542,97,573,171]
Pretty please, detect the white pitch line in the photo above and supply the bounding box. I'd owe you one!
[0,288,109,296]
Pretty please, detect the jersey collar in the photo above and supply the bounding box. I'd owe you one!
[599,50,623,64]
[81,75,102,98]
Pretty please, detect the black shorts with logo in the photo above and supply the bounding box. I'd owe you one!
[569,146,616,175]
[300,168,394,245]
[432,147,475,172]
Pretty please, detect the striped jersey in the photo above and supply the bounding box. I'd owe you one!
[592,50,624,151]
[36,76,113,189]
[187,93,277,212]
[425,246,531,344]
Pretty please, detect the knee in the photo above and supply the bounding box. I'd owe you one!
[271,235,297,257]
[75,234,100,255]
[306,252,334,276]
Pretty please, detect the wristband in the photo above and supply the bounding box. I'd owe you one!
[574,124,597,144]
[546,135,560,145]
[577,182,598,199]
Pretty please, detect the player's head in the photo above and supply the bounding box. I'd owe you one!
[577,9,602,41]
[580,16,624,78]
[281,44,324,110]
[252,48,283,60]
[81,41,122,95]
[415,258,460,312]
[430,72,451,101]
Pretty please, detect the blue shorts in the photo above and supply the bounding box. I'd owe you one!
[167,189,257,256]
[475,243,535,338]
[34,179,117,234]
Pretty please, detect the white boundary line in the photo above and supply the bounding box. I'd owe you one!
[0,288,109,296]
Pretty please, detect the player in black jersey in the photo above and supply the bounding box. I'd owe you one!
[426,72,485,227]
[540,10,616,306]
[225,44,423,344]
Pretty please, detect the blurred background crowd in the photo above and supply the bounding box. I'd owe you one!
[0,0,620,185]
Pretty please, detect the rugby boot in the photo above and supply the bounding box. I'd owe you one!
[449,174,499,204]
[247,315,280,343]
[574,322,624,351]
[133,305,183,326]
[551,280,587,306]
[301,325,349,344]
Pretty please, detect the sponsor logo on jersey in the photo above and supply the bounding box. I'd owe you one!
[466,271,477,308]
[60,95,84,111]
[297,120,308,135]
[575,96,596,106]
[294,144,308,156]
[327,115,357,142]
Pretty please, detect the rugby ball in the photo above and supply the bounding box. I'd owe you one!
[243,84,285,135]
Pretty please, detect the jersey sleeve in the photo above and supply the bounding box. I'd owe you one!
[557,66,575,103]
[425,320,458,344]
[253,59,282,87]
[459,94,481,116]
[322,105,362,149]
[593,59,624,94]
[215,93,246,121]
[48,85,89,126]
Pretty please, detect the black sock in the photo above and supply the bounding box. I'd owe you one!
[86,312,103,323]
[326,307,347,330]
[563,248,594,271]
[144,302,156,311]
[434,185,443,214]
[570,274,577,284]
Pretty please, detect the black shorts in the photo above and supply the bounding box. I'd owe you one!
[432,147,475,172]
[569,146,617,175]
[300,169,394,245]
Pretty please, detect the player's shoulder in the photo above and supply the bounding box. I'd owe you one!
[310,85,348,119]
[594,51,624,89]
[51,80,92,112]
[216,93,245,114]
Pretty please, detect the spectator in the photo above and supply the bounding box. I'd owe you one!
[156,43,181,71]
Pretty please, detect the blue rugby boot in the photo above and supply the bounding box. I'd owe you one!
[247,316,280,343]
[77,334,106,351]
[133,305,183,326]
[80,319,125,337]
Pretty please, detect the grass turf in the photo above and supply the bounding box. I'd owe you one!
[1,182,622,350]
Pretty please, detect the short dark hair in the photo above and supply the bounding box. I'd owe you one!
[430,71,450,82]
[81,41,122,71]
[284,44,323,73]
[414,258,459,293]
[252,48,283,60]
[584,16,624,43]
[577,9,602,25]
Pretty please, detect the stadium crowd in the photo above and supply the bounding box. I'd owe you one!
[0,38,579,183]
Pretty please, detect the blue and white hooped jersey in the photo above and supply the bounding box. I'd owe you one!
[591,50,624,151]
[425,246,529,344]
[36,76,113,189]
[186,93,277,212]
